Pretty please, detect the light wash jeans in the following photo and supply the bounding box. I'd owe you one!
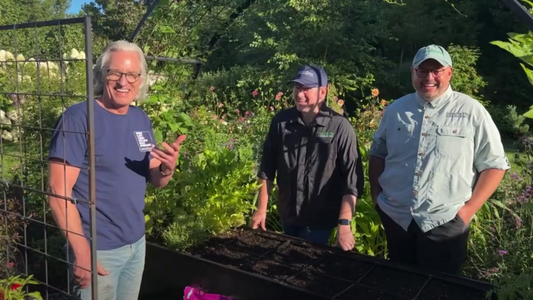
[66,235,146,300]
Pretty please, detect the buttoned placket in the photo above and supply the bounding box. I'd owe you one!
[412,103,432,213]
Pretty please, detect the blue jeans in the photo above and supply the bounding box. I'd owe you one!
[66,235,146,300]
[282,223,333,245]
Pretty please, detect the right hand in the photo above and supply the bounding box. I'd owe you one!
[251,210,267,231]
[73,252,109,289]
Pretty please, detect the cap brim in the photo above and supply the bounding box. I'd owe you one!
[412,57,452,68]
[289,79,318,88]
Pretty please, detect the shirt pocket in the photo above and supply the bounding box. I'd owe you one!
[435,126,473,159]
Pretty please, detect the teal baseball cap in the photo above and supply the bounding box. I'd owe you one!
[412,45,453,68]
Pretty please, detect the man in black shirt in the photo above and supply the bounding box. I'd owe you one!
[251,65,364,251]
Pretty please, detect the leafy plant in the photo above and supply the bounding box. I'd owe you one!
[0,275,42,300]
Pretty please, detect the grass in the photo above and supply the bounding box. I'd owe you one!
[0,142,22,180]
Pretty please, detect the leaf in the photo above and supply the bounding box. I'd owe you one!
[159,25,175,34]
[154,129,163,144]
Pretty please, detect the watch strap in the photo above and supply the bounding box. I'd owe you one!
[338,219,351,226]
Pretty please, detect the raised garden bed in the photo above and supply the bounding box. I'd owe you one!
[139,228,495,300]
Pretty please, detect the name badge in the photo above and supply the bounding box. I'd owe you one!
[134,131,154,152]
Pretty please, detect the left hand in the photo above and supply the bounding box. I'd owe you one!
[150,135,187,174]
[457,205,475,225]
[336,225,355,251]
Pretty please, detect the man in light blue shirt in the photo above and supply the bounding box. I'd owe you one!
[369,44,509,275]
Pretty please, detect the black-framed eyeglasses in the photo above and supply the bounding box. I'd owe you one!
[106,69,141,83]
[414,68,448,79]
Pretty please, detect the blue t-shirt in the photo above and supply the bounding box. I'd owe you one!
[48,99,155,250]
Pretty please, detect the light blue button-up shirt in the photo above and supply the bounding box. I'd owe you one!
[370,86,510,232]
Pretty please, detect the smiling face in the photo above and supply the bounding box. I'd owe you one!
[411,59,452,101]
[102,51,142,109]
[293,84,327,114]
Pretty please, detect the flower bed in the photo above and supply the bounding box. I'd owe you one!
[139,228,495,300]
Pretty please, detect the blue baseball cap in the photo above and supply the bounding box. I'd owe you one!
[290,65,328,88]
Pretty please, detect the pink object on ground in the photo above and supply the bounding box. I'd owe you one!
[184,286,235,300]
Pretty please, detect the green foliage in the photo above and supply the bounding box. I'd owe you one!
[490,0,533,119]
[447,44,488,103]
[142,104,261,250]
[0,274,42,300]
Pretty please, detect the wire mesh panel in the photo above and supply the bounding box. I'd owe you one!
[0,16,97,300]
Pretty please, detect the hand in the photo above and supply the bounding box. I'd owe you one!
[457,205,475,225]
[336,225,355,251]
[73,252,109,289]
[150,135,187,175]
[251,210,267,231]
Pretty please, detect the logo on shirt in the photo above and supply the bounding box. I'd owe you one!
[134,131,155,152]
[316,131,334,138]
[446,112,469,118]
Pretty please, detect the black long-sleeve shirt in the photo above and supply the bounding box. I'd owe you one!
[258,105,364,229]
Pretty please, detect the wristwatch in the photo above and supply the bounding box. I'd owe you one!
[159,164,172,176]
[338,219,351,226]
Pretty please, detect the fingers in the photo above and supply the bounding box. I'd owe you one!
[261,220,266,231]
[173,135,187,148]
[97,262,109,276]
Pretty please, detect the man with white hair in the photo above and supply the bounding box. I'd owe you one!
[47,40,185,300]
[369,44,509,275]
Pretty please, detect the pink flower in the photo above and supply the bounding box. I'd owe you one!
[6,262,14,268]
[497,250,508,256]
[269,106,274,111]
[245,111,250,116]
[210,86,215,91]
[275,92,283,100]
[252,90,258,97]
[240,117,246,122]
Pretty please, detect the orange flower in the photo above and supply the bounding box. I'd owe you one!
[337,99,344,106]
[381,99,387,106]
[371,88,379,97]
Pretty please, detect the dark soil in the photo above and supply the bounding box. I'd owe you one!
[267,241,331,266]
[191,244,259,269]
[243,255,302,281]
[286,271,353,297]
[335,284,404,300]
[359,266,428,299]
[225,230,283,255]
[417,279,489,300]
[308,254,374,282]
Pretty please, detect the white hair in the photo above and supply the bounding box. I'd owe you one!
[93,40,148,101]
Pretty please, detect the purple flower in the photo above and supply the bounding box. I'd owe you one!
[497,250,508,256]
[518,193,527,203]
[511,172,519,180]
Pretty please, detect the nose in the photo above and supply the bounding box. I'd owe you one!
[118,74,128,86]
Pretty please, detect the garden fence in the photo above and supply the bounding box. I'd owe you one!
[0,16,98,300]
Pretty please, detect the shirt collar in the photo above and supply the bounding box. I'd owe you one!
[415,84,454,108]
[288,105,333,127]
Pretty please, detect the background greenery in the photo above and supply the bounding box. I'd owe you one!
[0,0,533,299]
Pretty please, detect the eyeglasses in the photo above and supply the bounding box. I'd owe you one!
[414,68,449,79]
[106,69,141,83]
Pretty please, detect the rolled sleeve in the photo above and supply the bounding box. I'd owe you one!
[473,109,510,172]
[338,119,363,198]
[370,109,388,159]
[48,113,87,168]
[257,117,278,181]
